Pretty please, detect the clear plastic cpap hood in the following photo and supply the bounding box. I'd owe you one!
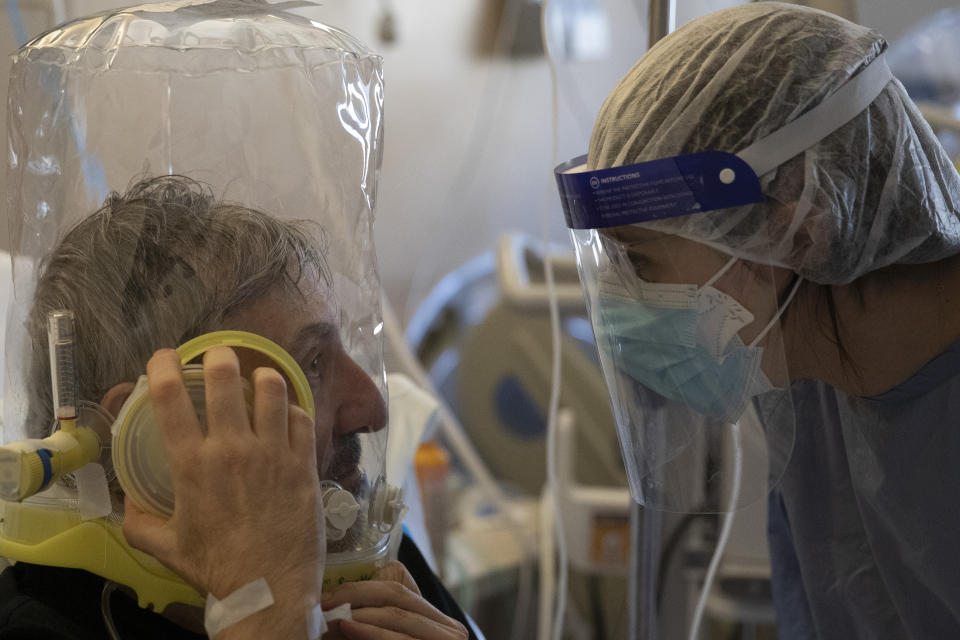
[5,0,384,427]
[3,0,389,556]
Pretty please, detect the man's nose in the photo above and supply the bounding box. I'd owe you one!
[333,353,387,435]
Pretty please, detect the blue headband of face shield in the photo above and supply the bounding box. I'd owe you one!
[555,53,894,228]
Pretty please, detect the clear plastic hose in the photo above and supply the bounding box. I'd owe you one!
[47,310,78,424]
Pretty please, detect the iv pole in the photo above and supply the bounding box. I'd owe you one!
[647,0,677,45]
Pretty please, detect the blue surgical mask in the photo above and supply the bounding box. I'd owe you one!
[596,257,800,424]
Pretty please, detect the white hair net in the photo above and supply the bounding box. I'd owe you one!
[588,2,960,285]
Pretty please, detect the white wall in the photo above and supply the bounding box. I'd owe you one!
[855,0,956,40]
[1,0,957,321]
[307,0,648,322]
[0,0,63,254]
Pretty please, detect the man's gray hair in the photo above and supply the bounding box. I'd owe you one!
[27,175,330,435]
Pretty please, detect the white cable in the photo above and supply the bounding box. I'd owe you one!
[100,581,122,640]
[538,489,556,640]
[511,543,535,640]
[380,297,536,640]
[687,422,743,640]
[381,299,511,514]
[541,1,568,639]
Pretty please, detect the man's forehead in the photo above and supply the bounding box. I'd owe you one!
[293,320,339,344]
[226,284,340,343]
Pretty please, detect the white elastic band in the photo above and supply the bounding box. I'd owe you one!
[204,578,275,639]
[702,255,739,289]
[749,276,804,348]
[737,53,893,177]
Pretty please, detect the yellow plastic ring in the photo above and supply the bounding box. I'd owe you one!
[176,330,315,420]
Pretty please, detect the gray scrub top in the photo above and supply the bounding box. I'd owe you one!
[767,338,960,639]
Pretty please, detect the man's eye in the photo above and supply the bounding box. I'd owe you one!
[307,353,324,377]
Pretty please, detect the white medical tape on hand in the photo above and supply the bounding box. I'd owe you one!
[204,578,275,638]
[307,604,328,640]
[307,603,352,640]
[737,53,893,178]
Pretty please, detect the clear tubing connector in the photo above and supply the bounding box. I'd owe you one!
[0,310,100,502]
[48,310,79,424]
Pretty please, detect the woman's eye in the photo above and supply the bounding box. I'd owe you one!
[626,252,651,278]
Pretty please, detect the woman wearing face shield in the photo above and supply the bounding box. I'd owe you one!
[556,3,960,638]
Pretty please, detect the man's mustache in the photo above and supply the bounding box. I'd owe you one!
[318,434,362,478]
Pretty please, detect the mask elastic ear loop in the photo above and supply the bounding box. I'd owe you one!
[749,276,804,348]
[702,255,739,290]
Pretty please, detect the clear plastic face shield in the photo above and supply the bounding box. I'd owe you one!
[0,0,398,609]
[556,54,894,514]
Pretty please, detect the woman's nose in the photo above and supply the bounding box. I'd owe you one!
[333,352,387,436]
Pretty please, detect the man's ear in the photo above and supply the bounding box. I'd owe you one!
[101,382,136,418]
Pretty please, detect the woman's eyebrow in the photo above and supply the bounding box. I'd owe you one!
[603,229,665,249]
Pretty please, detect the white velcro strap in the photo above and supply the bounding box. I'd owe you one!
[737,53,893,178]
[204,577,275,638]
